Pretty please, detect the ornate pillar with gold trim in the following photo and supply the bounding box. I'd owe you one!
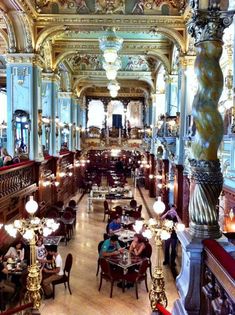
[173,3,234,315]
[6,54,43,160]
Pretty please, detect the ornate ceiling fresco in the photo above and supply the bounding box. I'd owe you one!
[34,0,186,15]
[0,0,189,99]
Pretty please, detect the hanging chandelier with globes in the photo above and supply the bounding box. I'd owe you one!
[99,28,123,98]
[107,80,120,98]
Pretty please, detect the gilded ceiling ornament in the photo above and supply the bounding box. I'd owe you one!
[95,0,125,14]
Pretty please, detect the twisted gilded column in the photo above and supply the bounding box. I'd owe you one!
[187,4,234,239]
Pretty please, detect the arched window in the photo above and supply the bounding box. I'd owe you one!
[87,100,105,128]
[161,4,170,15]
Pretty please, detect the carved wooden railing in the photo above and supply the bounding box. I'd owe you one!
[202,239,235,315]
[0,161,36,198]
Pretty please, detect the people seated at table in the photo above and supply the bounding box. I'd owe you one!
[36,237,47,263]
[5,241,25,261]
[161,205,179,266]
[100,235,123,257]
[108,216,121,234]
[42,245,63,299]
[0,250,15,310]
[129,234,146,257]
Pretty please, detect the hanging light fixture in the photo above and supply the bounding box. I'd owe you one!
[103,58,121,80]
[107,80,120,98]
[99,28,123,64]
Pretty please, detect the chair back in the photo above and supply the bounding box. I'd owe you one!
[63,211,73,220]
[46,209,59,219]
[115,206,122,216]
[137,259,149,277]
[143,242,152,259]
[137,205,142,213]
[100,258,111,276]
[130,199,137,209]
[98,240,104,254]
[68,200,77,209]
[104,200,109,210]
[64,253,73,277]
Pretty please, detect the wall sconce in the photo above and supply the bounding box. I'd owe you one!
[59,171,66,178]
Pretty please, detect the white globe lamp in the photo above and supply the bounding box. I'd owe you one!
[153,196,165,215]
[25,196,38,215]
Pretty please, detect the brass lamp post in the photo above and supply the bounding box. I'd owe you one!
[4,196,59,311]
[133,197,185,312]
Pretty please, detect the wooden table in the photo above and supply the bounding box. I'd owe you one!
[44,235,62,246]
[114,229,135,244]
[107,250,146,274]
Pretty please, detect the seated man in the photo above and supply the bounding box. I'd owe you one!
[108,216,121,234]
[100,235,123,257]
[42,245,63,299]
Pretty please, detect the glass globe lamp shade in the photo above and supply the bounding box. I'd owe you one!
[110,90,118,98]
[25,196,38,215]
[153,196,165,215]
[133,220,144,233]
[5,224,17,238]
[103,50,118,63]
[99,28,123,63]
[106,69,117,80]
[23,229,34,241]
[160,230,171,241]
[43,227,52,237]
[143,229,152,240]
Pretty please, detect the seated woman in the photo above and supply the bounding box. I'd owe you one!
[1,148,13,166]
[36,237,47,263]
[108,216,121,234]
[129,234,146,257]
[5,241,25,261]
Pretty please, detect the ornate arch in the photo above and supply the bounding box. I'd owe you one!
[0,10,17,52]
[18,13,34,52]
[0,29,9,49]
[150,26,186,53]
[54,51,77,70]
[35,25,69,51]
[146,51,171,73]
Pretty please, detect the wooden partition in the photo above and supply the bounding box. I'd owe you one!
[173,164,190,226]
[201,240,235,315]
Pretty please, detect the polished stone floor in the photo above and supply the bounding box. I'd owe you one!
[40,184,179,315]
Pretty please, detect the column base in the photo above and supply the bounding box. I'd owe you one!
[189,221,222,239]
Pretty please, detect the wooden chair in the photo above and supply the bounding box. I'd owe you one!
[52,253,73,299]
[96,240,105,276]
[103,200,111,222]
[130,199,137,209]
[143,242,153,279]
[122,259,149,299]
[98,258,123,298]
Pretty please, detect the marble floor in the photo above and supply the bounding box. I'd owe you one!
[40,184,179,315]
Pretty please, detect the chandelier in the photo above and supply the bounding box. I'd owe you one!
[108,80,120,98]
[103,58,121,80]
[99,28,123,64]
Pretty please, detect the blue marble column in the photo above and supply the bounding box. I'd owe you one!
[42,72,59,156]
[175,56,195,165]
[6,54,42,160]
[58,92,73,151]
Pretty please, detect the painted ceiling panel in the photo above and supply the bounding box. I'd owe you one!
[34,0,186,15]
